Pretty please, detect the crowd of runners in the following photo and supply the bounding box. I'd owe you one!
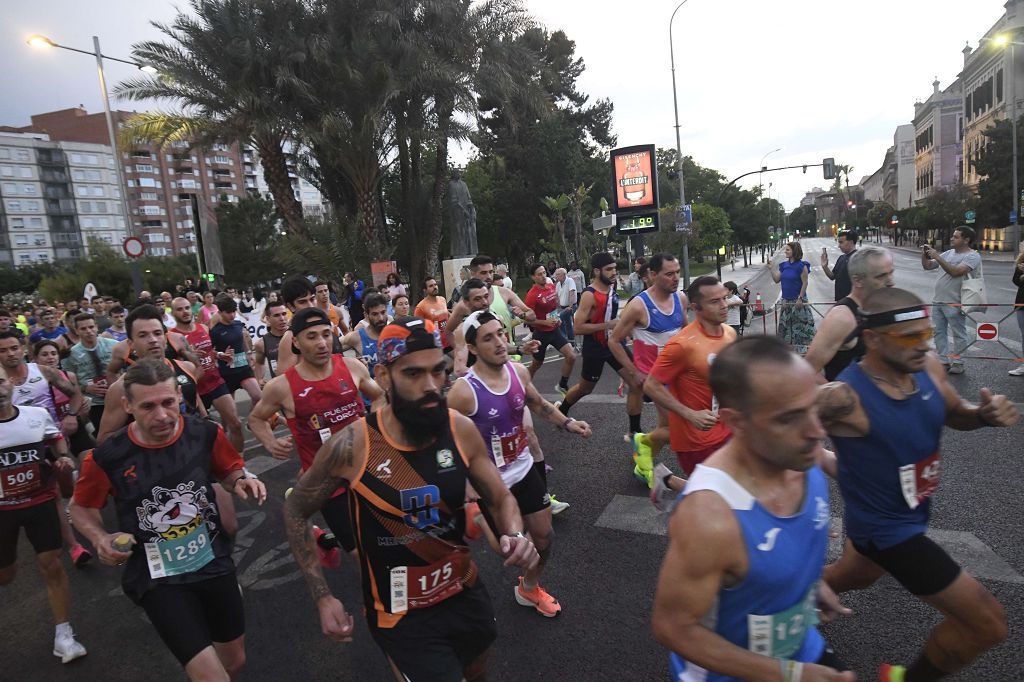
[0,235,1020,681]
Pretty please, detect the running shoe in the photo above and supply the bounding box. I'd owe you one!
[464,501,483,541]
[947,364,965,375]
[878,663,906,682]
[53,629,87,664]
[70,543,92,568]
[313,525,342,570]
[548,494,570,515]
[554,383,568,398]
[285,487,293,499]
[650,463,679,513]
[1009,365,1024,376]
[514,577,562,617]
[632,433,654,488]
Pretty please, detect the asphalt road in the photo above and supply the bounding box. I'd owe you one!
[4,255,1024,680]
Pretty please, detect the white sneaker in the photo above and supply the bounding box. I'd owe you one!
[53,630,87,664]
[650,463,680,513]
[1009,365,1024,376]
[548,494,570,515]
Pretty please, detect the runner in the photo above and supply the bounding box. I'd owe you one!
[70,359,266,680]
[556,253,642,443]
[208,294,262,406]
[283,317,538,681]
[249,308,384,566]
[392,293,411,319]
[448,311,591,617]
[274,277,345,376]
[651,335,853,681]
[315,279,350,337]
[252,299,290,385]
[413,277,452,353]
[805,245,895,381]
[60,313,118,431]
[29,308,70,355]
[523,263,577,394]
[448,255,536,345]
[104,321,196,385]
[0,373,87,664]
[1,331,83,431]
[340,292,389,380]
[168,297,246,452]
[608,253,688,486]
[100,306,128,342]
[0,307,27,342]
[644,276,737,485]
[817,287,1018,681]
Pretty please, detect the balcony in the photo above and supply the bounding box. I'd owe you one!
[45,199,76,215]
[40,170,68,183]
[36,149,65,166]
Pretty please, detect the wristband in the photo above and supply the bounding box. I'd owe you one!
[561,417,575,431]
[778,659,803,682]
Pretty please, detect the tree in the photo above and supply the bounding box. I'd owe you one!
[692,204,732,256]
[117,0,309,238]
[867,201,896,228]
[918,186,977,247]
[789,205,816,233]
[215,195,284,286]
[974,116,1024,227]
[655,148,726,207]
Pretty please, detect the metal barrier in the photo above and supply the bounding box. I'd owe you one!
[736,301,1023,365]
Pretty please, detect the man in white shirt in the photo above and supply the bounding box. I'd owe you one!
[496,263,514,290]
[921,226,982,375]
[554,268,578,347]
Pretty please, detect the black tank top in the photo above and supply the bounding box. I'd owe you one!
[824,297,866,381]
[263,332,283,378]
[90,416,236,602]
[350,410,476,628]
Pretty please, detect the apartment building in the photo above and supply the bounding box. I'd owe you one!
[0,132,127,265]
[913,78,964,204]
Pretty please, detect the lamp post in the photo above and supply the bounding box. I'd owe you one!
[759,147,781,192]
[27,34,155,294]
[670,0,692,288]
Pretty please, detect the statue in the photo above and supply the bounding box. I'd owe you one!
[448,168,478,258]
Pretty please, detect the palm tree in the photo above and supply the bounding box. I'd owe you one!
[115,0,310,239]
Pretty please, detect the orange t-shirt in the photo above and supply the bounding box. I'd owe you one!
[414,297,451,348]
[649,320,737,453]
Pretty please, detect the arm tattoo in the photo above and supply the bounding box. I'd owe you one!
[283,426,356,603]
[818,382,856,423]
[41,366,78,398]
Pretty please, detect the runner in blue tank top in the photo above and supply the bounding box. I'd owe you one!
[817,287,1019,682]
[652,336,853,681]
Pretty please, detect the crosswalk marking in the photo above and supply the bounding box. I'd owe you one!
[595,494,1024,584]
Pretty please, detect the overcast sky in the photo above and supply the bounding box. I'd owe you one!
[2,1,1008,211]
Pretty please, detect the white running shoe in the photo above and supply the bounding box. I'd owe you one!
[53,629,87,664]
[549,494,570,515]
[650,463,679,513]
[1009,365,1024,376]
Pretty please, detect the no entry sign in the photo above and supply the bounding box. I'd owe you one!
[976,322,999,341]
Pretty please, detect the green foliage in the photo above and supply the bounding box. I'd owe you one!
[974,117,1024,226]
[38,240,131,302]
[866,201,896,228]
[0,263,54,296]
[789,205,816,233]
[276,215,369,284]
[215,195,284,286]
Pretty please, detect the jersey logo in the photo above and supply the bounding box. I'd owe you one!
[813,496,829,530]
[921,391,934,401]
[436,449,455,471]
[375,459,392,479]
[124,465,138,482]
[138,482,215,540]
[488,408,499,417]
[297,386,313,398]
[757,527,782,552]
[400,485,441,529]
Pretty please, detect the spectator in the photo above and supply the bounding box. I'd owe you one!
[567,261,586,295]
[768,241,815,354]
[0,307,26,341]
[1012,251,1024,376]
[626,256,647,297]
[820,229,858,301]
[723,281,744,335]
[554,267,578,347]
[343,271,366,326]
[496,263,513,289]
[922,226,981,375]
[197,290,219,325]
[385,272,407,300]
[546,258,558,279]
[392,293,411,318]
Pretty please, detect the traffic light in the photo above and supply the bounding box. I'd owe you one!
[823,157,836,180]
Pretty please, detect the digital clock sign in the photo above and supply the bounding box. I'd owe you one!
[617,211,660,234]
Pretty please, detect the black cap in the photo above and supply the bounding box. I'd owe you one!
[289,308,333,354]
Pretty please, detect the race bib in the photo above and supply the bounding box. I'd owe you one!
[318,427,333,444]
[389,551,469,613]
[0,462,43,500]
[489,430,526,469]
[231,351,249,369]
[899,453,941,510]
[144,523,214,579]
[268,358,278,375]
[747,584,819,658]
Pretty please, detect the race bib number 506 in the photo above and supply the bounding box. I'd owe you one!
[0,463,42,500]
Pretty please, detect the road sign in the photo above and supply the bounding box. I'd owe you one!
[977,322,999,341]
[122,237,144,259]
[675,204,692,232]
[1011,211,1018,224]
[965,210,976,224]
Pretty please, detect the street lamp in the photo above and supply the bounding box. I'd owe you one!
[669,0,692,287]
[981,33,1022,255]
[759,147,781,192]
[26,33,156,293]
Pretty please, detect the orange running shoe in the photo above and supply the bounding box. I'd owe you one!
[514,577,561,617]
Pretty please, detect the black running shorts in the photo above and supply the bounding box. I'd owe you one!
[139,572,245,666]
[220,367,255,396]
[478,462,550,537]
[531,328,571,362]
[580,351,624,384]
[200,382,231,410]
[852,533,962,596]
[0,500,62,567]
[320,492,356,553]
[369,582,497,682]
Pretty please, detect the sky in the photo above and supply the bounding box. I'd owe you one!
[1,0,1009,212]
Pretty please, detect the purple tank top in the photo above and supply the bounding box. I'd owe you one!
[464,364,531,483]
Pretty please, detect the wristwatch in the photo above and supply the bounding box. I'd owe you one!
[508,531,526,539]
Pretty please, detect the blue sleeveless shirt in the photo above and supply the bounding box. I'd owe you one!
[832,362,945,549]
[670,465,830,681]
[357,327,379,378]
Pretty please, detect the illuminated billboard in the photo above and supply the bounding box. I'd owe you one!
[610,144,659,214]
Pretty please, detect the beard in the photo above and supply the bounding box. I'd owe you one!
[598,272,615,286]
[390,385,449,446]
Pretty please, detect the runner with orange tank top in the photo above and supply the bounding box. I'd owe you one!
[248,308,383,566]
[283,317,538,681]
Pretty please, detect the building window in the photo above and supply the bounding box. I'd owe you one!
[90,186,104,197]
[18,254,31,263]
[16,149,30,161]
[138,178,156,188]
[29,217,42,227]
[997,69,1004,103]
[8,200,20,211]
[37,253,49,262]
[23,184,35,194]
[77,186,89,196]
[140,192,158,200]
[213,155,231,164]
[0,148,9,159]
[0,166,12,177]
[2,182,15,194]
[135,163,154,173]
[10,218,24,229]
[19,168,31,178]
[15,235,28,245]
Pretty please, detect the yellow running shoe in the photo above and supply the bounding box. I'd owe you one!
[633,433,654,488]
